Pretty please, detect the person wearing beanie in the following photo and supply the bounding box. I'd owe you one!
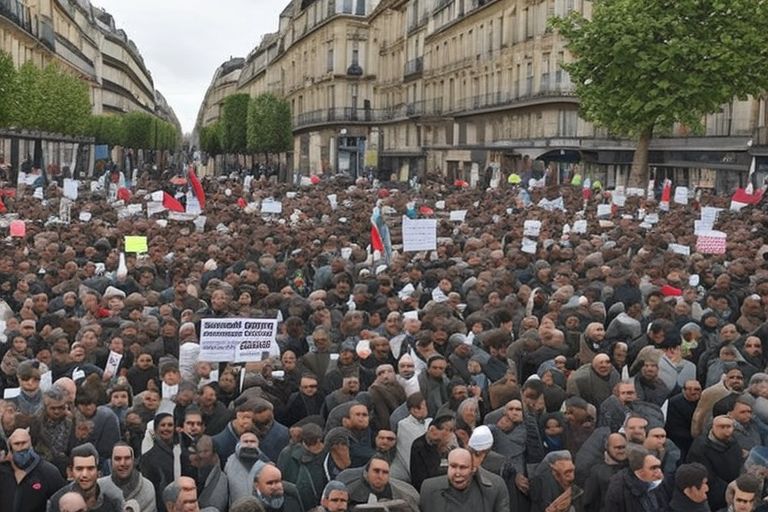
[467,424,506,475]
[323,427,352,482]
[669,463,711,512]
[11,359,43,416]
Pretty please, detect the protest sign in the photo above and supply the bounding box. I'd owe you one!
[151,190,164,201]
[597,204,612,217]
[103,351,123,379]
[402,216,437,252]
[572,220,588,234]
[668,243,691,256]
[450,210,467,222]
[9,220,25,237]
[674,187,689,205]
[79,212,92,222]
[696,230,727,255]
[523,220,542,237]
[521,238,537,254]
[261,199,283,214]
[63,178,78,200]
[327,194,338,210]
[199,318,280,362]
[124,236,148,253]
[694,220,712,235]
[700,207,721,226]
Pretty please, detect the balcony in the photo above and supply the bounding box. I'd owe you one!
[404,57,423,80]
[0,0,33,35]
[451,85,577,115]
[295,107,373,128]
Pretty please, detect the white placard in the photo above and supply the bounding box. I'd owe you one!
[151,190,164,201]
[127,204,143,215]
[694,220,712,235]
[597,204,612,217]
[402,216,437,252]
[450,210,467,222]
[79,212,92,222]
[243,175,253,191]
[199,318,280,363]
[341,247,353,260]
[103,350,123,379]
[3,388,20,399]
[521,238,537,254]
[700,207,721,225]
[168,212,198,222]
[435,200,446,210]
[645,213,659,224]
[523,220,542,237]
[33,187,43,199]
[63,178,78,200]
[327,194,338,210]
[612,193,626,207]
[674,187,689,205]
[668,243,691,256]
[261,200,283,214]
[572,220,588,234]
[286,191,297,199]
[627,187,645,197]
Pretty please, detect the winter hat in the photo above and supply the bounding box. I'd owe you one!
[468,425,494,451]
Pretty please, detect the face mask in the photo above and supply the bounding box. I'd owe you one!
[12,448,36,469]
[256,491,285,509]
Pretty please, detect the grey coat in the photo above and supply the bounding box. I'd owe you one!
[97,473,157,512]
[419,468,509,512]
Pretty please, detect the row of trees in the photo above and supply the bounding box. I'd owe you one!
[0,50,180,151]
[199,92,292,161]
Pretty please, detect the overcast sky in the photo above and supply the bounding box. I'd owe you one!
[94,0,287,134]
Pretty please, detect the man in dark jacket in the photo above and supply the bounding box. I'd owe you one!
[409,412,456,491]
[604,447,670,512]
[669,463,711,512]
[583,433,628,512]
[0,428,66,512]
[47,443,124,512]
[665,380,702,461]
[282,375,325,427]
[686,415,743,511]
[278,424,327,509]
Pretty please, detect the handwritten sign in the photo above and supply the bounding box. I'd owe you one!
[572,220,588,234]
[124,236,148,254]
[402,216,437,252]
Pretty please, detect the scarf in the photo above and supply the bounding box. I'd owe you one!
[16,389,42,415]
[707,430,730,451]
[111,468,141,499]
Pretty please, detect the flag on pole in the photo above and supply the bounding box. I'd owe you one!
[582,177,592,201]
[660,179,672,211]
[371,205,392,263]
[162,192,185,212]
[746,156,756,195]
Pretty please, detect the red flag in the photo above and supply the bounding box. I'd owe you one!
[371,223,384,253]
[732,188,763,205]
[188,167,206,209]
[237,197,247,208]
[163,192,185,212]
[117,187,131,202]
[661,179,672,203]
[0,196,5,214]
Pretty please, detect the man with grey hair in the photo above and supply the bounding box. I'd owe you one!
[32,385,74,475]
[308,480,349,512]
[250,461,303,512]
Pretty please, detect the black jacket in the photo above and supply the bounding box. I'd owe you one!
[604,469,670,512]
[409,434,444,491]
[669,489,711,512]
[0,458,66,512]
[139,439,174,512]
[686,434,742,511]
[665,393,698,459]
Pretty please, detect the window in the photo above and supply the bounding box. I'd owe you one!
[327,46,334,72]
[349,83,359,110]
[355,0,365,16]
[342,0,352,14]
[352,48,359,66]
[558,110,578,137]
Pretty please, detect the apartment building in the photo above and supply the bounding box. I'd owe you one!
[195,0,766,191]
[197,57,245,129]
[1,0,178,124]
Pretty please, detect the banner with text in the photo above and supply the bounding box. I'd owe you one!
[199,318,279,362]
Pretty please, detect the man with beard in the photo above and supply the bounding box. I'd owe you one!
[632,353,671,407]
[323,341,374,394]
[97,443,156,512]
[189,435,228,512]
[48,443,123,512]
[567,354,620,410]
[691,365,744,438]
[250,461,303,512]
[251,399,290,463]
[583,433,628,512]
[225,431,271,506]
[368,365,406,431]
[0,428,66,512]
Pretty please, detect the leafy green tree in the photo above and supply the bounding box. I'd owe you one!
[220,93,250,154]
[200,122,223,156]
[0,51,16,127]
[89,115,126,146]
[247,92,292,161]
[12,61,43,130]
[122,111,154,150]
[551,0,768,186]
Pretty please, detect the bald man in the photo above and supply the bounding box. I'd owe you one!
[0,428,66,510]
[420,448,509,512]
[566,353,620,409]
[58,492,88,512]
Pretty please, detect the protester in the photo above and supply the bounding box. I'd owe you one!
[1,168,767,511]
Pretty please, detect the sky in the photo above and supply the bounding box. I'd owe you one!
[93,0,288,134]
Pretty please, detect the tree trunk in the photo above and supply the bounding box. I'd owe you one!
[628,126,654,187]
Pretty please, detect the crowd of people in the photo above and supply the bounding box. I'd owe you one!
[1,166,768,512]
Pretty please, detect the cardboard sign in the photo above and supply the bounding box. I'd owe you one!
[402,216,437,252]
[199,318,279,363]
[9,220,25,237]
[124,236,148,253]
